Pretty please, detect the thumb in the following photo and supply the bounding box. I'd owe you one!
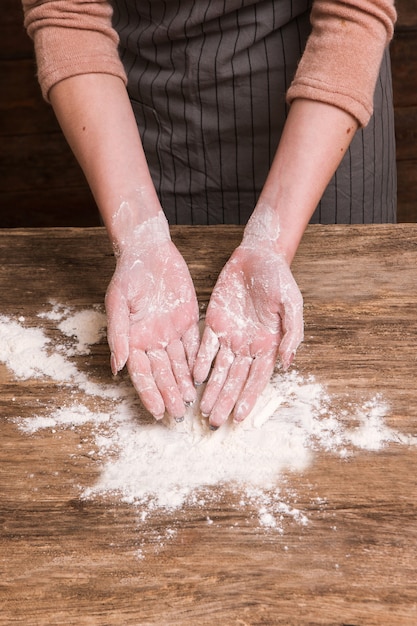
[105,283,130,374]
[278,295,304,370]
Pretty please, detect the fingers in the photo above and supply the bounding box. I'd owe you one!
[147,349,188,418]
[166,338,197,406]
[127,349,166,419]
[182,322,201,372]
[199,345,235,418]
[128,347,190,420]
[192,301,302,429]
[196,317,279,428]
[279,292,304,370]
[233,350,277,423]
[127,328,200,420]
[203,353,253,429]
[193,326,220,385]
[200,347,277,429]
[105,284,130,375]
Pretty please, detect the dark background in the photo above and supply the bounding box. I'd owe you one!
[1,0,416,227]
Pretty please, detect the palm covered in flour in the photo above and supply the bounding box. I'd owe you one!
[105,237,200,420]
[194,232,304,429]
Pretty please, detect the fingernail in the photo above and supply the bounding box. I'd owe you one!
[110,353,118,376]
[201,412,209,418]
[184,400,195,407]
[209,424,219,431]
[283,351,295,371]
[175,416,185,423]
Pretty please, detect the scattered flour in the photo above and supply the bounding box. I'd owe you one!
[57,309,107,355]
[1,304,416,546]
[0,311,121,400]
[38,300,107,355]
[18,403,112,434]
[37,300,71,322]
[0,316,69,381]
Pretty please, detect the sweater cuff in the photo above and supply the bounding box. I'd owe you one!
[33,28,127,101]
[286,0,396,127]
[287,81,373,128]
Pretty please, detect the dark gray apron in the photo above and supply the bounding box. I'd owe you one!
[111,0,396,224]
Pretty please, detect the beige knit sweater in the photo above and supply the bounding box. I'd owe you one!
[22,0,396,127]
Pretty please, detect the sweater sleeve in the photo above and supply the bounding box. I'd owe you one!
[22,0,127,101]
[286,0,397,127]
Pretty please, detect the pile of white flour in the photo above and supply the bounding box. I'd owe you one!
[1,302,415,542]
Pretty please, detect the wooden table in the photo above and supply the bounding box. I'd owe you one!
[1,225,417,625]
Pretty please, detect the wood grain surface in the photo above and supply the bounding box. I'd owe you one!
[1,225,417,625]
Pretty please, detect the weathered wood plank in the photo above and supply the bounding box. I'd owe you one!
[0,189,99,227]
[0,225,417,624]
[397,160,417,222]
[0,0,32,60]
[391,31,417,108]
[0,133,90,193]
[0,59,55,136]
[395,106,417,161]
[395,0,417,28]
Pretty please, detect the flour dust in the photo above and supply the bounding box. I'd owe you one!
[1,303,415,553]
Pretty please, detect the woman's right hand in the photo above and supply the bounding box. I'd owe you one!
[105,214,200,421]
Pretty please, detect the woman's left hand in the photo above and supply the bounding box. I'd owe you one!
[193,240,303,429]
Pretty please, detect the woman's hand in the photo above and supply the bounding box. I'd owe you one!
[193,218,303,429]
[105,216,200,421]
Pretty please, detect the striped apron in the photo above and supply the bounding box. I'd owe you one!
[111,0,396,224]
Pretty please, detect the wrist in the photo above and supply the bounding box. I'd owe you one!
[110,207,171,258]
[241,200,296,263]
[241,201,280,248]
